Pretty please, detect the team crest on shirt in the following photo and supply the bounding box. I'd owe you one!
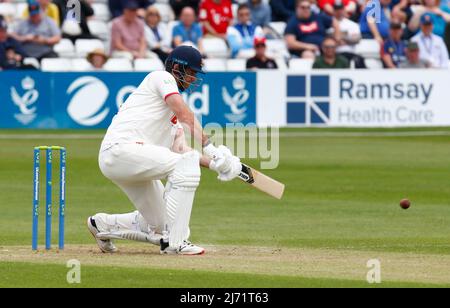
[299,22,319,33]
[170,115,178,125]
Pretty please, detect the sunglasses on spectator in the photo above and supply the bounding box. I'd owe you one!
[323,45,336,49]
[300,5,311,9]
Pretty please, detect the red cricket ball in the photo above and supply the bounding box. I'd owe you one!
[400,199,411,210]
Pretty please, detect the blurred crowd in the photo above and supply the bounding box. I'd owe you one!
[0,0,449,71]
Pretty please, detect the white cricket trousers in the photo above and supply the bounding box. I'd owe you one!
[98,143,181,234]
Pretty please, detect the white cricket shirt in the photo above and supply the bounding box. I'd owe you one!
[102,71,180,148]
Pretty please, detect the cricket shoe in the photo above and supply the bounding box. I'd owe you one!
[87,216,118,253]
[160,239,205,255]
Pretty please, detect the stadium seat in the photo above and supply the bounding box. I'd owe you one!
[275,58,288,71]
[355,39,381,59]
[203,59,227,72]
[75,39,105,57]
[15,3,28,19]
[203,38,229,58]
[88,20,109,41]
[226,59,246,71]
[92,3,111,22]
[289,59,314,71]
[153,3,175,23]
[54,39,76,58]
[71,59,93,72]
[134,59,165,72]
[103,58,133,71]
[266,39,290,59]
[0,3,16,21]
[268,22,287,37]
[41,58,73,72]
[365,58,383,69]
[23,58,40,69]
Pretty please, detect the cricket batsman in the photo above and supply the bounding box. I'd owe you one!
[87,46,242,255]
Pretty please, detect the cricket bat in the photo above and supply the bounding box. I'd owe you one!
[238,164,285,200]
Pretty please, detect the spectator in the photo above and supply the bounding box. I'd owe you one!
[381,21,407,68]
[0,16,29,70]
[2,47,37,70]
[408,0,450,38]
[199,0,233,39]
[53,0,97,42]
[11,3,61,61]
[145,6,172,63]
[270,0,296,22]
[313,36,350,68]
[318,0,357,17]
[285,0,341,59]
[249,0,272,29]
[170,0,201,19]
[246,37,278,69]
[334,1,365,67]
[109,0,155,18]
[87,49,109,70]
[360,0,392,44]
[23,0,60,26]
[111,1,150,60]
[411,13,449,68]
[399,41,432,67]
[227,4,264,58]
[172,7,204,53]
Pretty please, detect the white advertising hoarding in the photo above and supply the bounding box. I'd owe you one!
[257,70,450,127]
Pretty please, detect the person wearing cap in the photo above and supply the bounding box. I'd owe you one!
[411,13,449,68]
[399,41,432,68]
[22,0,60,27]
[0,15,28,70]
[172,7,204,54]
[111,0,151,60]
[360,0,392,45]
[408,0,450,38]
[285,0,341,59]
[89,45,242,256]
[86,49,109,70]
[313,36,350,68]
[246,37,278,69]
[227,3,264,58]
[381,21,407,68]
[318,0,356,17]
[11,2,61,61]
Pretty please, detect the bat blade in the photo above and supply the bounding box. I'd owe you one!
[238,164,285,200]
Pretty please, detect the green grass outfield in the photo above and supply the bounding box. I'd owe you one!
[0,127,450,288]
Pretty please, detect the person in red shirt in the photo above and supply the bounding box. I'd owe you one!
[199,0,233,39]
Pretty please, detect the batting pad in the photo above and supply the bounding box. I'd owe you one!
[165,151,201,249]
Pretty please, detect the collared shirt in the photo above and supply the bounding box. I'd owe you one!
[227,22,264,57]
[411,32,449,69]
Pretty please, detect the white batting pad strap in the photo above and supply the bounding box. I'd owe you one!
[165,151,201,249]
